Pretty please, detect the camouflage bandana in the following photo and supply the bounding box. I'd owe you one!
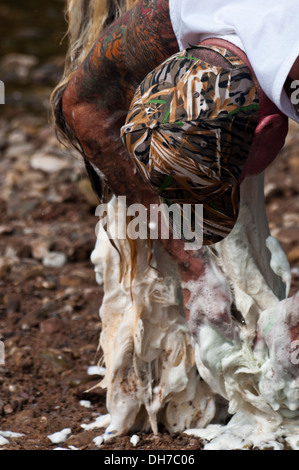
[121,45,260,245]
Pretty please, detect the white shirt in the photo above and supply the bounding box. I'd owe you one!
[169,0,299,122]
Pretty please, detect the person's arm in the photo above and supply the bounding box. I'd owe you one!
[62,0,178,206]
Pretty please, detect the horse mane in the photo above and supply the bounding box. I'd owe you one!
[50,0,137,148]
[50,0,144,285]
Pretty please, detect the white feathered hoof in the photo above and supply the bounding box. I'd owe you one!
[91,196,215,436]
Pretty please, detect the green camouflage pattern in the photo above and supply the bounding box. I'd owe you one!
[121,45,259,244]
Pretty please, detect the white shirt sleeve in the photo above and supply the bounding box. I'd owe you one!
[169,0,299,122]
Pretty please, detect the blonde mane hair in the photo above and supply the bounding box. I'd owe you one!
[51,0,137,147]
[51,0,145,286]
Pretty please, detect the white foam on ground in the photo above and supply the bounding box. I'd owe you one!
[0,430,24,447]
[0,435,10,446]
[130,434,140,446]
[80,400,92,408]
[47,428,72,444]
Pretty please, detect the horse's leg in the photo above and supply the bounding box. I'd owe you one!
[91,196,216,437]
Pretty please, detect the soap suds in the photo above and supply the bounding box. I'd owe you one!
[47,428,71,444]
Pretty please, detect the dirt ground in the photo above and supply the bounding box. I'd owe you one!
[0,111,298,451]
[0,7,299,450]
[0,108,208,451]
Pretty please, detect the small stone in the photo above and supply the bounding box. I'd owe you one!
[5,143,35,160]
[41,280,56,290]
[30,153,70,173]
[7,130,26,145]
[40,416,48,426]
[39,317,63,335]
[189,437,201,450]
[42,252,67,268]
[31,240,51,260]
[3,403,14,415]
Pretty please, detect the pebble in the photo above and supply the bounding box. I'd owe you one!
[30,153,71,173]
[39,317,63,335]
[7,130,27,145]
[189,437,202,450]
[31,240,51,260]
[42,252,67,268]
[40,416,48,426]
[3,404,14,415]
[5,143,35,160]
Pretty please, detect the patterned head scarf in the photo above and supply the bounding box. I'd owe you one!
[121,45,260,245]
